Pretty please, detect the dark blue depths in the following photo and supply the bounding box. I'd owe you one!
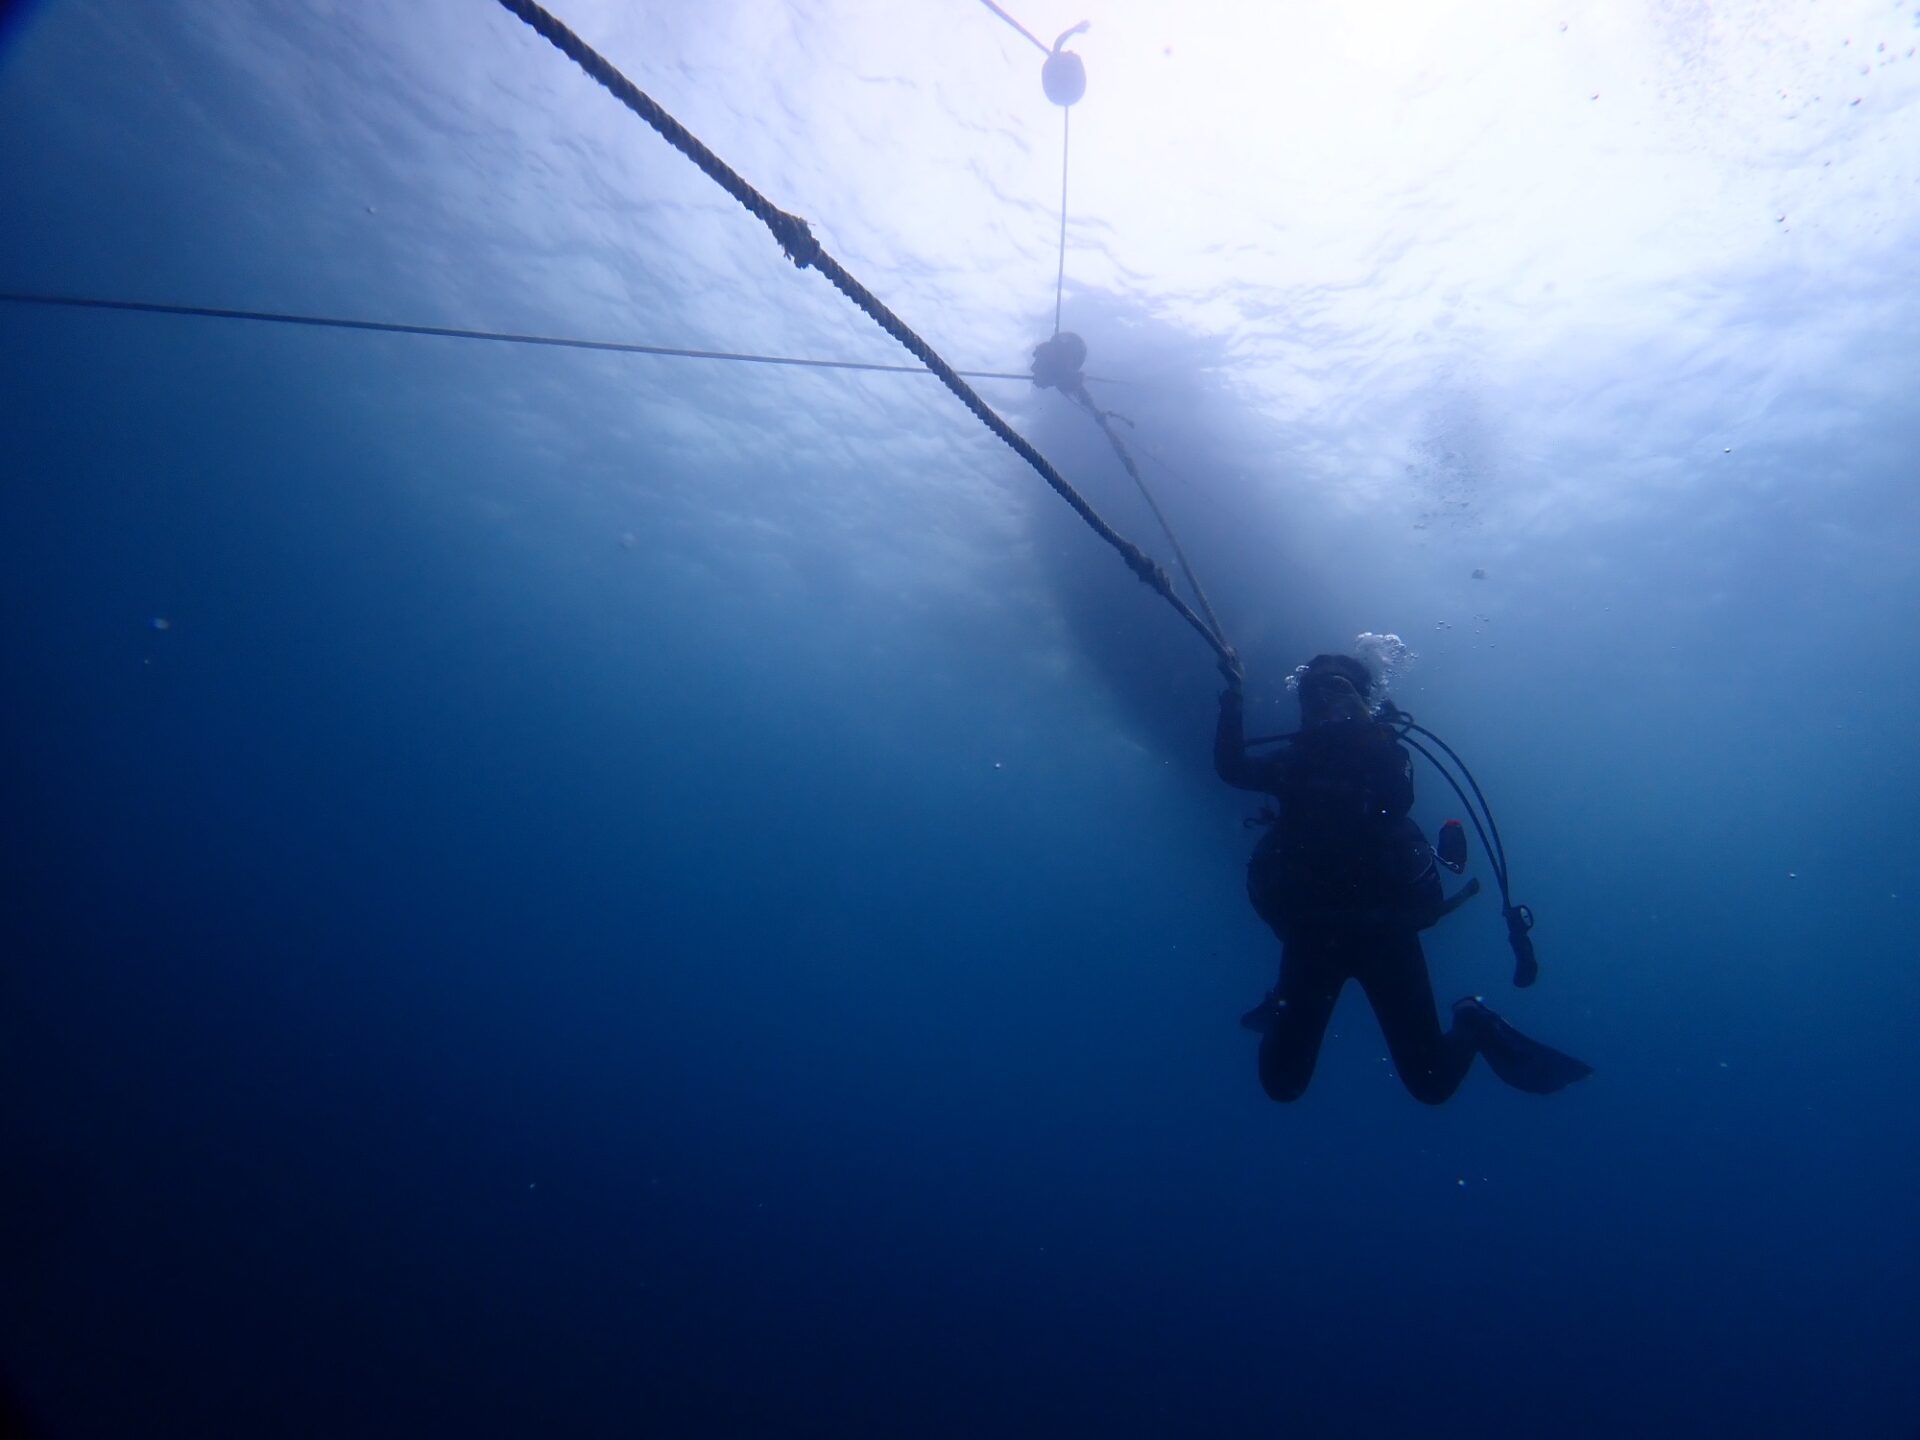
[4,303,1918,1440]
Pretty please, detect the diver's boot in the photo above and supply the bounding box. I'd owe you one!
[1240,990,1286,1034]
[1452,997,1593,1094]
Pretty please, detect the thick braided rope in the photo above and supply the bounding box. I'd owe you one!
[494,0,1228,660]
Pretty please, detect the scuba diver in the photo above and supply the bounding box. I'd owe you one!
[1215,650,1592,1103]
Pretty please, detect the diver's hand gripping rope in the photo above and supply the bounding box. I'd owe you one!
[493,0,1227,664]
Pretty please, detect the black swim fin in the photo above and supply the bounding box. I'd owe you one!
[1452,998,1593,1094]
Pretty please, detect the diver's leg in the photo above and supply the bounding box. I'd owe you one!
[1354,931,1475,1105]
[1256,942,1343,1103]
[1450,998,1594,1095]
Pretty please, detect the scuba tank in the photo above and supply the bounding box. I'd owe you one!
[1245,703,1542,988]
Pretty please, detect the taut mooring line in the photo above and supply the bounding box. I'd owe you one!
[491,0,1229,662]
[0,291,1033,382]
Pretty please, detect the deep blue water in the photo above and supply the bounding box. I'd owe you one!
[3,3,1919,1436]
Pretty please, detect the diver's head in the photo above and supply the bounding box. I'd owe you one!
[1297,653,1374,727]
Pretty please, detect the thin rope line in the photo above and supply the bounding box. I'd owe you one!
[976,0,1050,55]
[1054,106,1070,336]
[1068,383,1229,649]
[0,291,1036,381]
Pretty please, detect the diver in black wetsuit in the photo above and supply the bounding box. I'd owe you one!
[1215,651,1591,1103]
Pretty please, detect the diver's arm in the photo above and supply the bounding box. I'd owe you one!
[1213,683,1276,792]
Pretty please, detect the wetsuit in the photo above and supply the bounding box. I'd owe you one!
[1215,688,1477,1104]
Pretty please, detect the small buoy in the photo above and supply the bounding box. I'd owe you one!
[1041,21,1090,107]
[1042,49,1086,106]
[1030,330,1087,391]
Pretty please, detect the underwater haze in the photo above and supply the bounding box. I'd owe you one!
[2,1,1918,1435]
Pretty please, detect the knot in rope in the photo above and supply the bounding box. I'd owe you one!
[1121,545,1168,590]
[767,210,820,270]
[1030,331,1087,391]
